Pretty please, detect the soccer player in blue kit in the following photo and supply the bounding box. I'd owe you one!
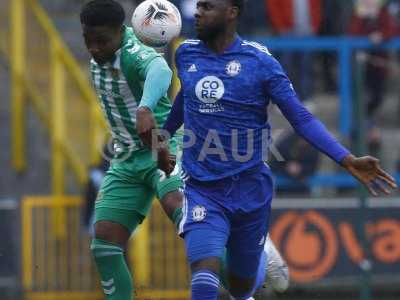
[158,0,398,299]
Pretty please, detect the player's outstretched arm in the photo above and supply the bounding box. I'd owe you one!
[136,57,173,148]
[341,154,397,196]
[265,57,397,196]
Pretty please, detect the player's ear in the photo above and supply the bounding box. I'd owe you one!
[227,6,239,20]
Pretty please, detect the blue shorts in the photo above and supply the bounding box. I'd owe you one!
[180,164,273,278]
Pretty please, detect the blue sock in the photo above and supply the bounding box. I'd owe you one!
[254,250,267,291]
[230,251,267,300]
[191,269,220,300]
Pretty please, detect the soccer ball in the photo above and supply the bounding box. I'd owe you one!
[131,0,182,48]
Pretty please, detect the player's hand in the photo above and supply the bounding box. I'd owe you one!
[136,106,157,149]
[157,146,176,175]
[341,154,398,196]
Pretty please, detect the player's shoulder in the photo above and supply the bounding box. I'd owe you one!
[240,40,273,58]
[239,39,280,70]
[176,39,202,54]
[121,27,158,60]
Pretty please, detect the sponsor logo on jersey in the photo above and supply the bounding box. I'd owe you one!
[127,44,140,54]
[139,51,151,60]
[192,205,207,222]
[195,76,224,104]
[188,64,198,72]
[195,76,225,113]
[226,60,241,77]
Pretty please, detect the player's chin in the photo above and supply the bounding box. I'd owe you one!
[92,55,110,65]
[196,29,211,42]
[93,57,107,65]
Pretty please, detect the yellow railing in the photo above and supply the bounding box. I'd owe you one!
[1,0,192,298]
[22,197,190,300]
[1,0,183,198]
[6,0,107,194]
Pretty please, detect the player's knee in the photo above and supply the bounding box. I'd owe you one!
[93,221,130,247]
[191,257,220,274]
[90,238,124,263]
[159,190,182,220]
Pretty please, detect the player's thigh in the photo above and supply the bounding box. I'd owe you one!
[181,182,229,273]
[94,169,154,238]
[226,202,271,279]
[96,165,155,214]
[185,229,225,274]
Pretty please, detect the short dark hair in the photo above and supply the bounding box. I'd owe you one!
[80,0,125,28]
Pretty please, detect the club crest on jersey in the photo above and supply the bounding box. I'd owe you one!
[110,68,119,78]
[225,60,241,77]
[192,205,207,222]
[127,43,140,54]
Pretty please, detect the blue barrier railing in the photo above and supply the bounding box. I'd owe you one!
[255,36,400,136]
[275,172,400,188]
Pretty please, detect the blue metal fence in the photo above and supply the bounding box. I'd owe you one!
[275,173,400,188]
[256,36,400,135]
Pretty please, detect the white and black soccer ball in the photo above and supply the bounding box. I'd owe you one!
[131,0,182,48]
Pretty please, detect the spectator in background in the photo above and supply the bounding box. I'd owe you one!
[238,1,269,36]
[319,0,354,92]
[173,0,269,38]
[348,0,398,119]
[270,131,320,195]
[387,0,400,27]
[265,0,322,102]
[348,0,398,157]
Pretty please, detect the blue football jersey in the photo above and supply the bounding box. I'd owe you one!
[175,36,349,181]
[175,36,289,181]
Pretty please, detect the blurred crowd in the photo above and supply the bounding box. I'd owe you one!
[127,0,400,37]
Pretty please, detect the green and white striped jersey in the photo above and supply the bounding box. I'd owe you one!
[90,26,172,153]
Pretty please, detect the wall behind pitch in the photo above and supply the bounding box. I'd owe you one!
[0,199,21,299]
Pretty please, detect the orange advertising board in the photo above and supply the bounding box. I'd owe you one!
[269,198,400,283]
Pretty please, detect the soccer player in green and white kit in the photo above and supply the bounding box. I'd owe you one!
[80,1,182,299]
[80,1,289,299]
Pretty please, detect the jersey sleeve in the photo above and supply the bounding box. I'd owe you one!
[261,56,350,164]
[139,57,173,111]
[162,89,184,137]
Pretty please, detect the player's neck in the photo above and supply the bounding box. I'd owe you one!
[205,28,237,54]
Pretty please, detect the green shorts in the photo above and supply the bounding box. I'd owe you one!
[94,138,183,232]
